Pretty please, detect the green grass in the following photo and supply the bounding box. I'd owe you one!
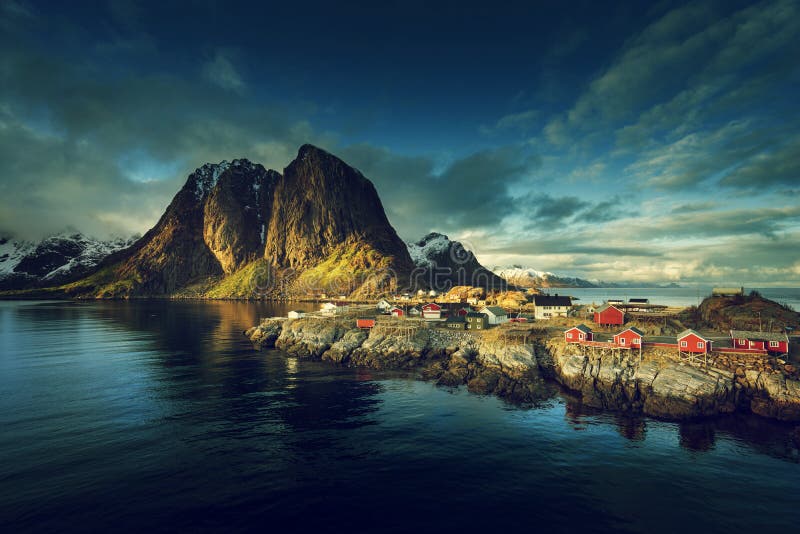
[204,258,273,298]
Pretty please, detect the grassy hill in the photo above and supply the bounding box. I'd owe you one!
[679,291,799,332]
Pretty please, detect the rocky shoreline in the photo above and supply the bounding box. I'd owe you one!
[245,317,800,422]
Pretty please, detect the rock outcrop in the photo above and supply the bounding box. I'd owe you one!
[245,318,800,421]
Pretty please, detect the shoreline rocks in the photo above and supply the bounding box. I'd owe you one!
[245,317,800,421]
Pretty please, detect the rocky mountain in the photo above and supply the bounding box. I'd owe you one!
[494,266,599,288]
[0,232,136,290]
[407,232,508,291]
[33,145,415,299]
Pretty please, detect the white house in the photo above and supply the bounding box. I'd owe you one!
[421,302,442,320]
[532,295,572,320]
[321,302,349,315]
[376,299,392,313]
[480,306,508,325]
[288,310,306,319]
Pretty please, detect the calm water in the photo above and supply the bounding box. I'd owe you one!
[563,287,800,309]
[1,300,799,533]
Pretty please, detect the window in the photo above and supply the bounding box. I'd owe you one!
[680,340,687,348]
[770,341,779,348]
[697,342,704,349]
[567,332,573,339]
[738,338,745,345]
[578,334,584,340]
[634,338,640,344]
[620,338,626,345]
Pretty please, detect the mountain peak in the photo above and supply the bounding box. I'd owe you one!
[297,144,333,160]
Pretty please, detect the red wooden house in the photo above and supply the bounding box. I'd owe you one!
[456,307,473,317]
[390,306,404,317]
[614,326,644,348]
[730,330,789,354]
[421,302,442,319]
[357,317,376,329]
[594,303,624,326]
[677,329,712,353]
[565,324,593,343]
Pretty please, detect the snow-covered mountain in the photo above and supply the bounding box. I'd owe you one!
[0,232,137,289]
[493,266,599,288]
[406,233,508,290]
[494,265,683,288]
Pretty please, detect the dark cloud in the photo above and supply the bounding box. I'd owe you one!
[340,144,539,240]
[485,238,664,258]
[526,194,588,228]
[719,136,800,189]
[671,201,717,214]
[520,194,626,229]
[0,25,330,239]
[631,206,800,240]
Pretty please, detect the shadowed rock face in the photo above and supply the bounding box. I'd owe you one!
[264,144,413,273]
[203,164,278,274]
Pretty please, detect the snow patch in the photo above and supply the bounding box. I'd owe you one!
[193,160,231,198]
[0,238,34,276]
[406,233,453,267]
[0,233,137,283]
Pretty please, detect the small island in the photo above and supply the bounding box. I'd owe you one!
[246,289,800,422]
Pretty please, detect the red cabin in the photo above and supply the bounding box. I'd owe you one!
[677,329,712,353]
[730,330,789,354]
[357,318,376,329]
[390,307,404,317]
[614,327,644,348]
[565,324,593,343]
[594,303,624,326]
[456,307,472,317]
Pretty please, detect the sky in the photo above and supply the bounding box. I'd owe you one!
[0,0,798,285]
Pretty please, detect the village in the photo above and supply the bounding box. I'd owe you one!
[280,285,797,375]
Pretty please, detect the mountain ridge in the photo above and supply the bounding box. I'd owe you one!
[2,145,421,299]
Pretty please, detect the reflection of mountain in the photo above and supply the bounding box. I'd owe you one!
[77,300,387,433]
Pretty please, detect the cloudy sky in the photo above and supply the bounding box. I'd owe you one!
[1,0,798,285]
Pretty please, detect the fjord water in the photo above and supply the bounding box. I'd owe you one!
[1,301,798,533]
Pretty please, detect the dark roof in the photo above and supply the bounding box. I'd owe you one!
[619,326,645,336]
[677,329,710,341]
[446,315,466,323]
[466,312,487,319]
[566,324,592,334]
[628,298,649,303]
[730,330,788,342]
[596,303,622,313]
[483,306,507,315]
[534,295,572,307]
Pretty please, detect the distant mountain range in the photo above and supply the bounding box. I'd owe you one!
[0,232,136,290]
[493,266,681,289]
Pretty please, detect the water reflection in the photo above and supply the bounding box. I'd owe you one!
[678,422,716,452]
